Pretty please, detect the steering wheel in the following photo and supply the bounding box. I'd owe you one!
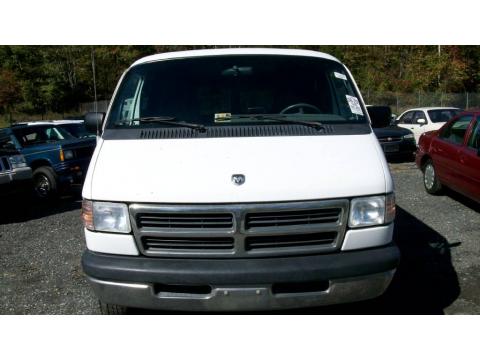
[280,103,322,115]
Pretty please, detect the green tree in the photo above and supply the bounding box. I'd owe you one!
[0,69,21,124]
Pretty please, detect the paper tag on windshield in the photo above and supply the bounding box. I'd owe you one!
[346,95,363,115]
[334,72,347,81]
[214,113,232,122]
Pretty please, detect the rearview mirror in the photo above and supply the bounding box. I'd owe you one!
[85,112,105,134]
[417,118,426,125]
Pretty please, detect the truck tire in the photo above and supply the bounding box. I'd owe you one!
[32,166,58,200]
[423,159,442,194]
[99,301,128,315]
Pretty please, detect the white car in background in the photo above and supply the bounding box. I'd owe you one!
[395,107,460,144]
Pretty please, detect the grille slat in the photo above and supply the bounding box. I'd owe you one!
[378,137,402,143]
[247,215,340,226]
[140,215,233,221]
[137,213,233,229]
[140,221,233,227]
[246,232,337,251]
[143,237,234,251]
[246,208,341,229]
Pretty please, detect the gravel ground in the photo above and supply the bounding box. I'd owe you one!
[1,162,479,314]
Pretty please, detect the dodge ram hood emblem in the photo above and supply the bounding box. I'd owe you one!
[232,174,245,186]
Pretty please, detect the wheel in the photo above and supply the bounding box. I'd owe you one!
[423,159,442,194]
[99,301,128,315]
[32,166,58,200]
[280,103,322,114]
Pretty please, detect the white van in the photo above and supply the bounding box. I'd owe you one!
[81,48,399,314]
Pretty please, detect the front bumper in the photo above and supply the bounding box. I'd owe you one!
[0,168,32,196]
[381,140,416,157]
[82,244,400,311]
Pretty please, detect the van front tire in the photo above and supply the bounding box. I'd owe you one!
[99,301,128,315]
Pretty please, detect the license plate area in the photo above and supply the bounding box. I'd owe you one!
[383,143,400,153]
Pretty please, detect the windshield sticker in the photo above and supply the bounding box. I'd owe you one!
[346,95,363,115]
[214,113,232,122]
[334,72,348,81]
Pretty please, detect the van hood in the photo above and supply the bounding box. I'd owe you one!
[86,134,390,203]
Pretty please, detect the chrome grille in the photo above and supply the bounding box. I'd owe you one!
[129,199,349,258]
[378,136,402,143]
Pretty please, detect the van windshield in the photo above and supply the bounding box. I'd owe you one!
[107,55,367,129]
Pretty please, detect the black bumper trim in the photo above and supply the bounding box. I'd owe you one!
[82,244,400,286]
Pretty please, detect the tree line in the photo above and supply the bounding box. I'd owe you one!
[1,45,479,121]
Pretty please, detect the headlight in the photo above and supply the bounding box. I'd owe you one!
[403,133,414,140]
[8,155,28,169]
[82,200,131,233]
[64,150,74,160]
[349,194,395,228]
[59,149,74,161]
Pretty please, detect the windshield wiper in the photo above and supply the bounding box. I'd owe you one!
[135,116,206,131]
[234,114,326,131]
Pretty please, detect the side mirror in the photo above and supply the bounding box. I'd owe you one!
[417,118,426,125]
[366,106,392,128]
[85,112,105,134]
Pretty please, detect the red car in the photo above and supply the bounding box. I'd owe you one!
[416,110,480,202]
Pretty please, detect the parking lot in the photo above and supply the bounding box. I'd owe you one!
[0,161,479,314]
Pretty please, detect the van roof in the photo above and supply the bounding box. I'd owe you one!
[132,48,341,67]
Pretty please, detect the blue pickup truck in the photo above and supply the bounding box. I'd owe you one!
[0,122,96,199]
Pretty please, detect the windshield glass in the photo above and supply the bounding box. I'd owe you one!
[428,109,459,123]
[60,123,96,139]
[107,55,367,129]
[12,125,75,147]
[0,133,18,155]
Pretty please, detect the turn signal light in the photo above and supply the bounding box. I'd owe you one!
[385,193,396,223]
[82,200,94,230]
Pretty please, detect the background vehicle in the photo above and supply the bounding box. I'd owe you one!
[367,105,416,160]
[81,48,399,314]
[416,110,480,202]
[396,107,460,144]
[54,120,97,139]
[2,123,95,199]
[0,132,32,196]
